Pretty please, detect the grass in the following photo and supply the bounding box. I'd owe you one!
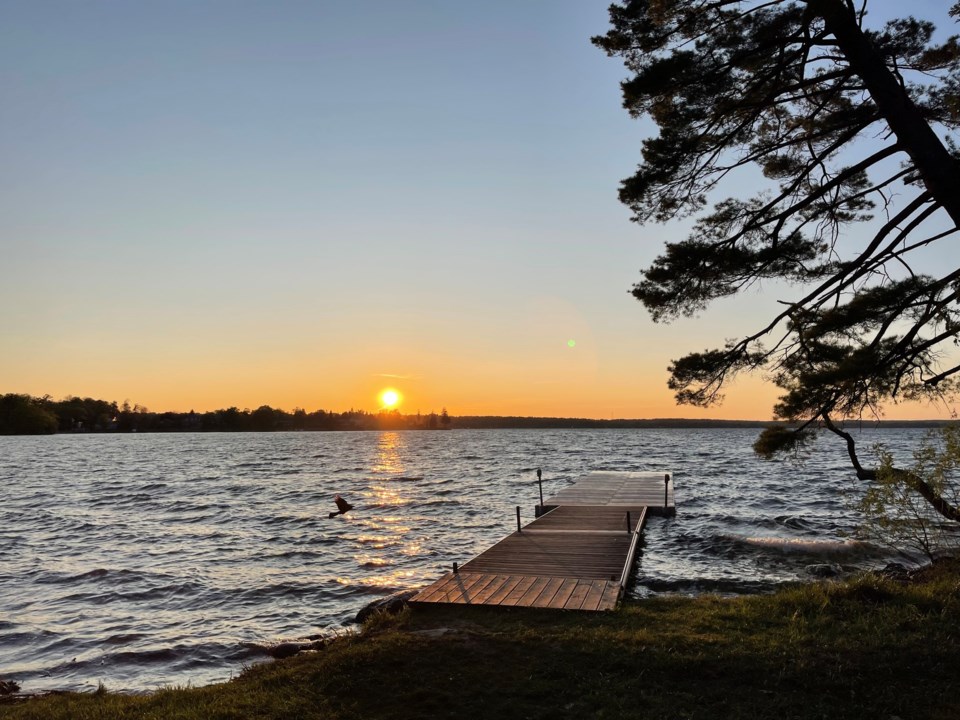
[3,560,960,719]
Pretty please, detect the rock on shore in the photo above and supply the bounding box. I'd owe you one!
[355,590,418,623]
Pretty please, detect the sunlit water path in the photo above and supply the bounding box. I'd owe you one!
[0,428,925,692]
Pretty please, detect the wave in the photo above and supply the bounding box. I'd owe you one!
[722,534,873,556]
[358,498,461,512]
[773,515,816,530]
[239,638,327,659]
[263,514,329,527]
[103,633,148,645]
[42,641,241,678]
[420,498,463,508]
[263,549,330,561]
[236,581,322,601]
[138,482,168,491]
[358,559,393,569]
[32,567,207,592]
[634,577,785,596]
[54,580,211,608]
[327,581,408,598]
[165,501,231,514]
[35,567,113,585]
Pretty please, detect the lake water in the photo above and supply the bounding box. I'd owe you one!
[0,428,927,693]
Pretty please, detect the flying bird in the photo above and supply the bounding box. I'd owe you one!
[329,494,353,519]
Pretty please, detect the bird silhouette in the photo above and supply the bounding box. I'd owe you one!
[328,494,353,519]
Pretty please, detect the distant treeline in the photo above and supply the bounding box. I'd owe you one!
[453,416,773,429]
[0,393,451,435]
[452,416,955,429]
[0,393,953,436]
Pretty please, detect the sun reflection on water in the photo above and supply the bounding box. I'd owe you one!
[400,543,423,556]
[373,432,405,474]
[354,555,392,567]
[335,570,422,591]
[358,435,421,574]
[365,487,410,507]
[355,534,395,549]
[339,433,434,584]
[359,519,411,534]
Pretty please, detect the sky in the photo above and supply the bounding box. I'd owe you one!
[1,0,957,420]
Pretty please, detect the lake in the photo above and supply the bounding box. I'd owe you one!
[0,428,926,692]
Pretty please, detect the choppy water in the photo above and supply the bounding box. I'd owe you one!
[0,428,927,693]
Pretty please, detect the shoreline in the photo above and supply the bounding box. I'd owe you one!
[3,558,958,718]
[0,558,902,699]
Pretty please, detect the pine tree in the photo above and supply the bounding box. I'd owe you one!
[596,1,960,519]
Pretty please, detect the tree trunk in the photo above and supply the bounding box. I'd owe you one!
[893,468,960,523]
[823,415,960,522]
[809,0,960,225]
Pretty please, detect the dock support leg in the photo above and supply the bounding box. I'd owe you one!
[664,473,670,509]
[626,511,631,533]
[516,506,521,533]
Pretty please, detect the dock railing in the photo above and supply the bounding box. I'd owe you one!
[618,506,647,590]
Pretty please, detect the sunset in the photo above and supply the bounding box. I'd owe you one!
[378,389,401,410]
[4,1,960,717]
[2,0,953,422]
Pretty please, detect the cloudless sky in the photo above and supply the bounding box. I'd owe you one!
[2,0,956,419]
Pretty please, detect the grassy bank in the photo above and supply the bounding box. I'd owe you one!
[3,561,960,719]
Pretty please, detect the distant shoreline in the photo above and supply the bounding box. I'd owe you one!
[450,416,954,430]
[6,417,958,436]
[2,393,954,435]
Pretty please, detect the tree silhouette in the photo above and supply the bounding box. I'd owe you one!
[596,1,960,518]
[0,394,58,434]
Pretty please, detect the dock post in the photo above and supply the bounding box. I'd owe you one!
[664,473,670,509]
[516,506,521,533]
[537,467,543,508]
[453,562,458,574]
[626,511,631,534]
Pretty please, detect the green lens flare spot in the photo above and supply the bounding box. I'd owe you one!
[567,339,576,348]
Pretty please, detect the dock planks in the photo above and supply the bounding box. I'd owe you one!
[412,572,621,611]
[544,471,675,516]
[410,471,673,612]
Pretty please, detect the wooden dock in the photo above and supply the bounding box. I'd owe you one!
[410,471,673,612]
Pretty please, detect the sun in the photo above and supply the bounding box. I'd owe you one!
[379,389,401,409]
